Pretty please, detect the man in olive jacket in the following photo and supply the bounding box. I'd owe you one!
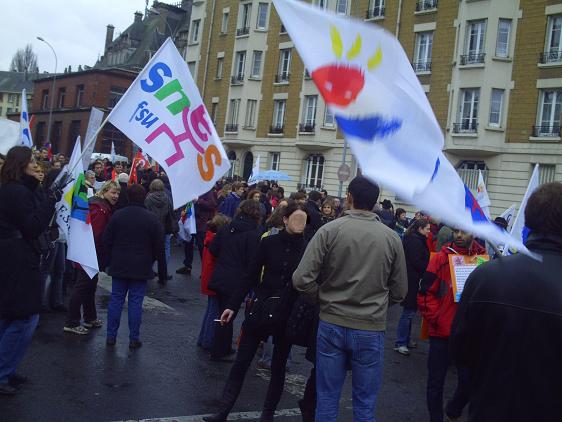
[293,176,407,422]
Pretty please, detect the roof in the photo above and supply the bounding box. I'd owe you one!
[33,67,138,83]
[0,71,42,93]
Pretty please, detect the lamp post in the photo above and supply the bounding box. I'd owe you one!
[37,36,57,150]
[151,9,174,38]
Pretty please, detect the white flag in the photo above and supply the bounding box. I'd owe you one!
[476,170,491,218]
[0,118,20,154]
[20,89,33,147]
[247,154,261,185]
[82,107,105,170]
[110,141,116,163]
[499,203,516,232]
[107,38,230,208]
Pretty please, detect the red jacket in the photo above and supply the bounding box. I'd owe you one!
[200,230,217,296]
[417,241,485,338]
[89,197,113,269]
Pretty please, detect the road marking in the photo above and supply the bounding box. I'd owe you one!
[115,407,302,422]
[97,273,178,314]
[255,368,308,397]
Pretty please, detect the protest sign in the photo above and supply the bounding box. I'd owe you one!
[449,254,489,302]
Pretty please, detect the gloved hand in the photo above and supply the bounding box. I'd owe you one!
[49,171,74,202]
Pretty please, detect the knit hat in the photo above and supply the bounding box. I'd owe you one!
[117,172,129,184]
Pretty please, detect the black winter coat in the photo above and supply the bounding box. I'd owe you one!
[401,231,430,309]
[0,176,56,318]
[227,230,307,312]
[207,215,261,297]
[104,204,166,281]
[304,200,322,242]
[450,234,562,422]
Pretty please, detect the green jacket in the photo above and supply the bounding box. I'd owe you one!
[293,210,407,331]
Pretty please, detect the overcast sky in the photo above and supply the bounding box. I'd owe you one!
[1,0,148,72]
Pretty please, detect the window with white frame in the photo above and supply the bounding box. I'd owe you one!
[538,164,556,184]
[269,152,280,171]
[457,161,487,191]
[211,102,218,124]
[304,155,325,189]
[457,88,480,132]
[227,151,236,178]
[272,100,286,129]
[187,61,196,78]
[239,3,252,30]
[336,0,348,15]
[257,3,268,29]
[324,107,335,127]
[216,57,223,79]
[414,31,433,72]
[245,99,257,128]
[228,99,240,125]
[302,95,318,126]
[489,89,504,127]
[464,20,486,63]
[234,51,246,79]
[221,12,229,33]
[190,19,201,43]
[545,15,562,61]
[537,89,562,136]
[368,0,385,18]
[315,0,327,9]
[251,51,263,78]
[495,19,511,58]
[278,49,291,81]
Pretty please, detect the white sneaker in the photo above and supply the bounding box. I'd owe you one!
[394,346,410,356]
[63,325,89,335]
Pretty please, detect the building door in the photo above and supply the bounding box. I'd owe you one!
[242,151,254,181]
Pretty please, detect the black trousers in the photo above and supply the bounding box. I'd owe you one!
[65,269,99,327]
[427,336,470,422]
[228,324,292,411]
[210,294,234,358]
[182,232,205,268]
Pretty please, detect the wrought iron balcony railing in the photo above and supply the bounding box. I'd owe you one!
[269,124,284,134]
[532,125,561,137]
[236,27,250,36]
[539,50,562,64]
[230,74,244,85]
[416,0,437,12]
[453,122,478,133]
[275,73,290,83]
[299,123,315,133]
[366,7,385,19]
[460,53,486,65]
[224,124,238,133]
[413,61,432,72]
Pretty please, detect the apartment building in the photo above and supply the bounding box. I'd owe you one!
[0,71,34,119]
[186,0,562,216]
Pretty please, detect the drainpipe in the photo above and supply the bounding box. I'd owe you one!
[201,0,217,100]
[395,0,403,37]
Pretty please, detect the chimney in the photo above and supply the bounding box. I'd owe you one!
[134,11,143,23]
[105,24,115,54]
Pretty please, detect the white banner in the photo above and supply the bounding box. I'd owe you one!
[108,38,230,208]
[476,170,491,218]
[82,107,105,170]
[0,118,20,154]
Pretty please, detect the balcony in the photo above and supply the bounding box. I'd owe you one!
[236,27,250,37]
[532,125,561,138]
[269,124,284,134]
[538,51,562,64]
[460,53,486,65]
[230,74,244,85]
[275,73,290,83]
[366,7,385,19]
[453,122,478,134]
[280,24,287,34]
[413,61,432,73]
[225,124,238,133]
[299,123,315,133]
[416,0,437,12]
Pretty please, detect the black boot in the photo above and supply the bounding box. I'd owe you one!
[298,399,315,422]
[258,409,275,422]
[203,380,243,422]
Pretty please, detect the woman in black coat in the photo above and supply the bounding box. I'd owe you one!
[394,217,431,356]
[0,146,59,395]
[207,199,263,360]
[204,201,308,422]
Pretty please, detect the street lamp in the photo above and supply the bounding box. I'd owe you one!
[150,9,174,38]
[37,36,57,150]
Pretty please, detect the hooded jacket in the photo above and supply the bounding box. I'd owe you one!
[401,231,430,309]
[145,190,170,230]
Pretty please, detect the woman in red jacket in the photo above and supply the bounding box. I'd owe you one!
[197,213,231,350]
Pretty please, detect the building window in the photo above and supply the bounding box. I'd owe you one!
[75,84,84,107]
[68,120,81,144]
[324,107,335,127]
[414,31,433,73]
[216,58,223,79]
[108,86,126,109]
[495,19,511,58]
[304,155,325,189]
[271,100,286,132]
[489,89,504,127]
[245,99,257,129]
[35,121,45,144]
[300,95,317,132]
[455,88,480,133]
[276,49,291,82]
[226,99,240,132]
[211,102,218,124]
[190,19,201,43]
[336,0,348,15]
[234,51,246,81]
[41,89,49,110]
[269,152,280,171]
[416,0,437,12]
[251,51,263,78]
[221,12,229,34]
[457,161,487,191]
[188,61,197,79]
[538,164,556,184]
[238,3,252,35]
[53,121,63,149]
[57,88,66,109]
[535,89,562,137]
[8,94,17,103]
[544,15,562,62]
[227,151,237,178]
[256,3,268,29]
[367,0,385,19]
[314,0,327,9]
[462,20,486,65]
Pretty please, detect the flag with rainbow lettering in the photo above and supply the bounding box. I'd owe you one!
[273,0,530,254]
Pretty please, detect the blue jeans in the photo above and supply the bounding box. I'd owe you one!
[395,308,416,347]
[316,320,385,422]
[164,234,171,265]
[0,315,40,384]
[106,278,147,342]
[197,296,219,349]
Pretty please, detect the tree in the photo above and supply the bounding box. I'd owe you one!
[10,44,39,73]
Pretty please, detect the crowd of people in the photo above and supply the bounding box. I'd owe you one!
[0,144,560,422]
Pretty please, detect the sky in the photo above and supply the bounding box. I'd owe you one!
[1,0,149,73]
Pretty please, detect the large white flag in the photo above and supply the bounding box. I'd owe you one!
[0,118,20,154]
[55,137,99,278]
[499,203,516,232]
[20,89,33,147]
[273,0,530,254]
[81,107,105,170]
[108,38,230,208]
[476,170,491,219]
[247,154,261,185]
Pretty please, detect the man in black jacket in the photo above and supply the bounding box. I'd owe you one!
[103,184,166,349]
[304,190,323,242]
[450,182,562,422]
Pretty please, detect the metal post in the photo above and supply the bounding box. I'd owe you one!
[337,139,348,198]
[37,37,57,150]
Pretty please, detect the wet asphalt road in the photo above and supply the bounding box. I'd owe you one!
[0,243,466,422]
